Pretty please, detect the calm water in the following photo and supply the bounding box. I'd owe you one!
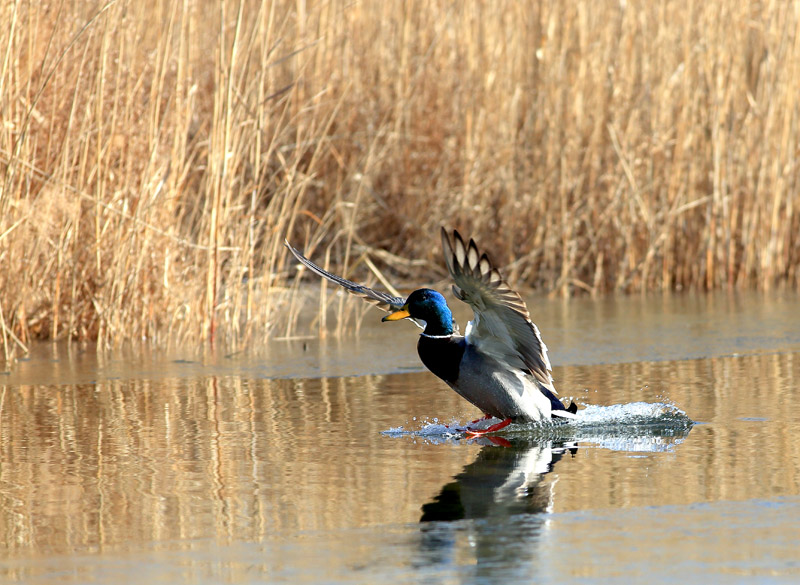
[1,291,799,584]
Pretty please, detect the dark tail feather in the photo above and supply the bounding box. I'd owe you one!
[543,388,578,415]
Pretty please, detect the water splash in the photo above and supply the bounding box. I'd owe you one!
[382,401,694,452]
[383,417,469,441]
[573,401,691,428]
[566,401,694,452]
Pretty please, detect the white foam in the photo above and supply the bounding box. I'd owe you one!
[382,402,694,451]
[574,401,689,425]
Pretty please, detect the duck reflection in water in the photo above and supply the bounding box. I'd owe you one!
[421,438,574,523]
[417,438,575,572]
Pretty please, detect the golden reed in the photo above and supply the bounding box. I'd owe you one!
[1,1,798,357]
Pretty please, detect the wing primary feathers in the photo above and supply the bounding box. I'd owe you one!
[439,228,556,392]
[285,239,407,313]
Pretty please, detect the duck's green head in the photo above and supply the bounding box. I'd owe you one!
[382,288,454,336]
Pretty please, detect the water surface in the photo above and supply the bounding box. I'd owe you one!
[1,291,798,583]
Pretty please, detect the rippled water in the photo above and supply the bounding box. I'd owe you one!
[1,291,799,584]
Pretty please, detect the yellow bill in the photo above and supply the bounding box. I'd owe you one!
[382,307,411,321]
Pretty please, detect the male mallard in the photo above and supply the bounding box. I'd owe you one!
[285,229,577,433]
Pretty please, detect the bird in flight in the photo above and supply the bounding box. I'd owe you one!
[285,228,577,434]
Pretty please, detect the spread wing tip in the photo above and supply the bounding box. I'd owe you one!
[441,227,554,383]
[285,238,407,313]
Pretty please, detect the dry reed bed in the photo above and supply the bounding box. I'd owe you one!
[0,0,798,358]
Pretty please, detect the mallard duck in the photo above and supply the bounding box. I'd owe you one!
[285,228,577,433]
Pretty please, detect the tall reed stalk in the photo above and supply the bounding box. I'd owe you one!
[1,0,798,358]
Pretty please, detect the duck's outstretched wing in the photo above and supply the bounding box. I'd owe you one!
[440,228,556,393]
[285,239,410,315]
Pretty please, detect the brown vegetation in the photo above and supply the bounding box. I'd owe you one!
[1,0,798,357]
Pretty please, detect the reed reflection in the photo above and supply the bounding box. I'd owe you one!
[0,347,796,582]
